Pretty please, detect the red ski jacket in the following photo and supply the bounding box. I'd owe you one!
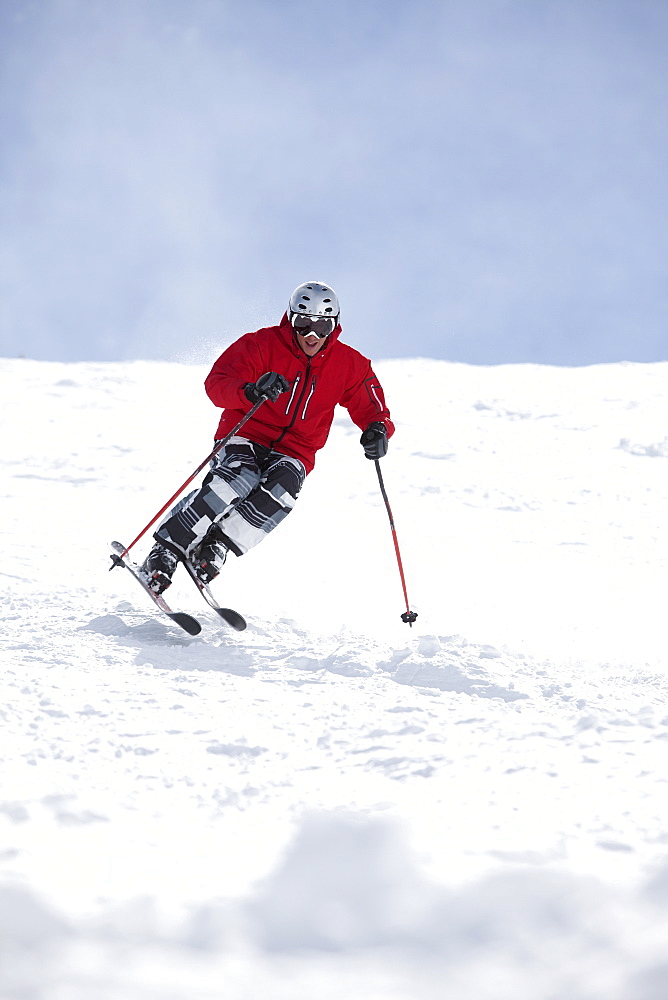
[204,314,394,474]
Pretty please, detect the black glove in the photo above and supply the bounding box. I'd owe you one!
[360,421,388,460]
[243,372,290,404]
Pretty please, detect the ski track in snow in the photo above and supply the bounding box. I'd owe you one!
[1,357,668,998]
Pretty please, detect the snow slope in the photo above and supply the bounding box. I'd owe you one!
[1,355,668,999]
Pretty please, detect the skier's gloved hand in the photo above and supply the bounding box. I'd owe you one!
[243,372,290,404]
[360,421,388,460]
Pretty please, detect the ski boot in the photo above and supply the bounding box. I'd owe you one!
[141,543,179,595]
[190,536,228,586]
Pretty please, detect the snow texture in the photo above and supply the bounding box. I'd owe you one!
[1,356,668,998]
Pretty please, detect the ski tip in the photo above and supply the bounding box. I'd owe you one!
[170,612,202,636]
[216,607,247,631]
[109,541,126,571]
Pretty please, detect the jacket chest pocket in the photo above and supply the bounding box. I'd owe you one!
[284,372,302,415]
[285,372,317,421]
[300,377,317,419]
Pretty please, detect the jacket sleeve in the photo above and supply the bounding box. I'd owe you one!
[204,334,265,410]
[340,362,395,439]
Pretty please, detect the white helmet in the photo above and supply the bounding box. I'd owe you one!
[288,281,340,320]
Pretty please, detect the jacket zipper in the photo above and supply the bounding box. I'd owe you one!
[272,358,312,448]
[285,373,301,414]
[301,378,316,420]
[369,382,383,412]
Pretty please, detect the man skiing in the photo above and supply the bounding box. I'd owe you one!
[140,280,394,595]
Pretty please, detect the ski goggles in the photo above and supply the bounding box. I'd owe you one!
[291,313,336,339]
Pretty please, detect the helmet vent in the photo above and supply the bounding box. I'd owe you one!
[289,281,339,322]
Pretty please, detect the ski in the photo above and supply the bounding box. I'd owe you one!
[109,541,202,637]
[179,557,247,632]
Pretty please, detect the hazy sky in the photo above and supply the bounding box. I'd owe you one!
[1,0,666,365]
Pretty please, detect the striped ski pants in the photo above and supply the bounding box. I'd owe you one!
[154,436,306,558]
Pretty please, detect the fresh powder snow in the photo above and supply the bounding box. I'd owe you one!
[1,355,667,999]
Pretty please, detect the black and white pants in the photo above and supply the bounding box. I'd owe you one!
[154,436,306,558]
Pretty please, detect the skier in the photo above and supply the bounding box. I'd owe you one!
[140,281,394,595]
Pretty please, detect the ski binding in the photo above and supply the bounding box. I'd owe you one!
[109,541,202,636]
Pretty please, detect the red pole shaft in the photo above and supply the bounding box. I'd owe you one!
[117,398,265,560]
[374,459,417,625]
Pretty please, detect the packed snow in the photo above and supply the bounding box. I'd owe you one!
[1,355,667,999]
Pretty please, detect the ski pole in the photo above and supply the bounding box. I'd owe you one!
[374,459,418,626]
[112,398,266,564]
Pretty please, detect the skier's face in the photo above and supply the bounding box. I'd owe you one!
[291,313,334,356]
[296,330,326,356]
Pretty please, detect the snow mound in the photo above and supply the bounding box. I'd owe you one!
[248,811,437,951]
[3,812,668,999]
